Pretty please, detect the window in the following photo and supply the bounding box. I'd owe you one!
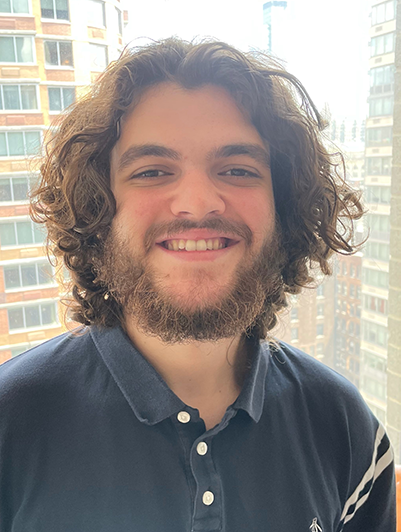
[41,0,69,20]
[0,36,34,63]
[363,294,388,315]
[291,328,298,340]
[0,0,29,13]
[370,65,394,93]
[44,41,73,67]
[316,284,324,297]
[48,87,75,111]
[369,96,393,117]
[3,261,54,289]
[87,0,105,27]
[317,303,324,316]
[0,175,34,202]
[371,0,396,25]
[362,321,388,347]
[370,33,395,57]
[362,267,389,289]
[0,219,45,247]
[364,241,390,261]
[90,43,107,71]
[316,343,324,356]
[366,213,390,233]
[7,301,58,331]
[0,130,41,157]
[0,84,38,111]
[366,158,392,176]
[316,323,324,336]
[366,126,392,147]
[363,376,386,400]
[291,307,298,320]
[115,7,122,34]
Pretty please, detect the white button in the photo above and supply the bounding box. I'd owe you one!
[197,441,208,455]
[177,411,191,423]
[202,491,214,506]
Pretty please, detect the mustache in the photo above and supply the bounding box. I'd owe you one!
[143,218,254,252]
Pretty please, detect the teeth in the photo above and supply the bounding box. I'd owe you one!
[164,238,227,251]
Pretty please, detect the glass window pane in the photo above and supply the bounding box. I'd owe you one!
[0,179,12,202]
[386,0,395,21]
[384,33,393,54]
[16,221,33,244]
[0,223,16,245]
[13,0,29,12]
[7,132,24,156]
[33,222,45,244]
[21,85,37,109]
[377,3,385,23]
[21,264,37,286]
[44,41,58,65]
[41,0,54,17]
[56,0,69,20]
[0,37,16,62]
[0,133,7,156]
[16,36,33,63]
[0,0,12,13]
[48,87,61,111]
[90,44,107,71]
[41,303,57,325]
[38,263,53,284]
[62,87,75,108]
[4,266,20,289]
[25,305,40,327]
[3,85,20,109]
[88,0,105,27]
[8,308,24,330]
[12,177,29,201]
[25,131,41,155]
[59,42,73,67]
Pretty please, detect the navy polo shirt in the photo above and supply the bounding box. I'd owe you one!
[0,326,396,532]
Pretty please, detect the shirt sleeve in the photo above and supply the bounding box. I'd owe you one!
[338,424,396,532]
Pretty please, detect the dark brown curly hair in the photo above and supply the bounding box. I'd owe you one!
[31,37,363,337]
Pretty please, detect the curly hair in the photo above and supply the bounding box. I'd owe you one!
[31,37,363,337]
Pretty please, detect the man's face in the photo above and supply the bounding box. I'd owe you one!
[104,83,282,341]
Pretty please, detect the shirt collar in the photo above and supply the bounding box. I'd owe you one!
[90,326,270,426]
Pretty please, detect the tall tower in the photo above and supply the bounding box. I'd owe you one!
[0,0,125,361]
[262,1,288,59]
[360,0,396,425]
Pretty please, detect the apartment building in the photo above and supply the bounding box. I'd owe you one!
[360,0,396,424]
[0,0,126,361]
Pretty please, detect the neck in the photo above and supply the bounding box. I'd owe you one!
[124,318,250,429]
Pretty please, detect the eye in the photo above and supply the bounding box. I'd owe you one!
[219,168,260,179]
[130,169,173,179]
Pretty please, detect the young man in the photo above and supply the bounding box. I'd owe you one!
[0,39,396,531]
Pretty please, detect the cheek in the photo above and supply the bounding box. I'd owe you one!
[232,190,275,235]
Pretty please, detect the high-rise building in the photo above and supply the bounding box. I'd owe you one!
[262,1,288,59]
[0,0,126,361]
[387,0,401,464]
[360,0,396,425]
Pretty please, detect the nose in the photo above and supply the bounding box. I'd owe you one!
[169,170,226,219]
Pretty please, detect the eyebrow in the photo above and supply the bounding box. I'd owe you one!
[117,142,270,173]
[117,144,181,172]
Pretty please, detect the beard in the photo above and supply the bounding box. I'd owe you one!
[95,218,287,344]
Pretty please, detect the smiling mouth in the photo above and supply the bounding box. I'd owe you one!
[159,237,237,251]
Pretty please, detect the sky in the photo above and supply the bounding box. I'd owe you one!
[125,0,372,122]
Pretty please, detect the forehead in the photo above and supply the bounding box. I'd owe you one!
[113,83,262,152]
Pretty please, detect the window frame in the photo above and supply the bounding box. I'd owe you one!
[0,130,42,157]
[0,35,35,64]
[0,0,31,14]
[0,83,39,111]
[0,217,45,248]
[44,40,74,68]
[89,42,108,72]
[3,260,56,291]
[0,174,36,203]
[40,0,70,21]
[7,300,59,332]
[87,0,106,28]
[47,85,76,113]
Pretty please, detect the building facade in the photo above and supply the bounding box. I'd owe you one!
[360,0,396,425]
[0,0,126,361]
